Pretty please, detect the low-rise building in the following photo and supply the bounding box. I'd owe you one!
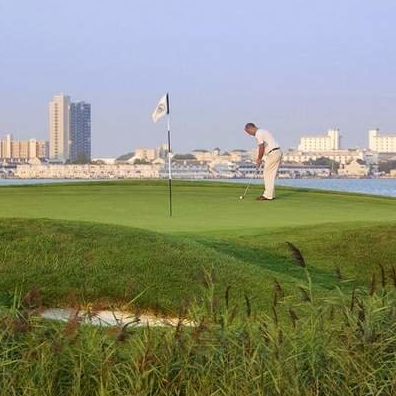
[278,163,331,178]
[161,159,211,179]
[237,161,331,178]
[209,160,238,178]
[91,158,117,165]
[134,148,159,161]
[192,148,237,163]
[228,149,250,162]
[0,134,48,161]
[283,149,365,165]
[15,164,161,179]
[338,159,370,177]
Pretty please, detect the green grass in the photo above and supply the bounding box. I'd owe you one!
[0,218,278,311]
[0,180,395,312]
[1,180,396,395]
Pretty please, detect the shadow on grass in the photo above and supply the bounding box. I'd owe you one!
[190,237,349,292]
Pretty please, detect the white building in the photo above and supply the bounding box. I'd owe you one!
[15,164,161,179]
[298,129,341,152]
[161,160,211,179]
[49,94,71,162]
[278,164,331,178]
[368,129,396,153]
[283,149,365,165]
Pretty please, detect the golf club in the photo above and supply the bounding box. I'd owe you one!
[239,165,262,200]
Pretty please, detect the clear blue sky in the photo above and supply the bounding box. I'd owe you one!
[1,0,395,156]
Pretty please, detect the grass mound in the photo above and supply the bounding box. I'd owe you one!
[0,218,273,311]
[196,222,396,286]
[1,218,396,314]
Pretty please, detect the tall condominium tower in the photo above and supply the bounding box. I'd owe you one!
[49,94,71,161]
[49,94,91,162]
[70,102,91,163]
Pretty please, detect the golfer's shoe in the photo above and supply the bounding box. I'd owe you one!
[256,195,274,201]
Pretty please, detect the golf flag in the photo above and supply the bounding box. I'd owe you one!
[151,93,173,217]
[151,94,168,123]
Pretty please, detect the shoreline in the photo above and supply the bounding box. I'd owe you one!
[3,177,396,198]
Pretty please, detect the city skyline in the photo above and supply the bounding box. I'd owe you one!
[1,104,396,157]
[1,92,395,156]
[1,1,395,156]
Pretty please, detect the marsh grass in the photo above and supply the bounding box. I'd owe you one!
[1,267,396,396]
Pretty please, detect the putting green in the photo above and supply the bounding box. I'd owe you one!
[0,180,395,233]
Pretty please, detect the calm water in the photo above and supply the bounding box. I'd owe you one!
[255,178,396,198]
[0,179,100,186]
[0,178,396,198]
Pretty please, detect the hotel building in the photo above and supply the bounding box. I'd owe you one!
[368,129,396,153]
[298,129,341,152]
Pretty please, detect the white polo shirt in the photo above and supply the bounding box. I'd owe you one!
[255,129,279,153]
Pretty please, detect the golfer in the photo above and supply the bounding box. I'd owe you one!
[244,123,282,200]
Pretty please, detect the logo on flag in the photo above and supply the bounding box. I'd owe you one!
[151,94,168,123]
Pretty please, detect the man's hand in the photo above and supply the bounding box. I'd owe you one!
[256,144,265,168]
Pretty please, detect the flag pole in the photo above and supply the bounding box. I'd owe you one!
[166,93,172,217]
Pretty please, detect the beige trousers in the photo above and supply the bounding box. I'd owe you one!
[262,150,282,199]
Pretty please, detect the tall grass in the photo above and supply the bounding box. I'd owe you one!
[1,267,396,395]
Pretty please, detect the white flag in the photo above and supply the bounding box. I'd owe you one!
[151,93,168,123]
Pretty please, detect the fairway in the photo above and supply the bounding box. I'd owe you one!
[1,180,396,233]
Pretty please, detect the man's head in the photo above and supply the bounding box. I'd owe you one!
[244,123,258,136]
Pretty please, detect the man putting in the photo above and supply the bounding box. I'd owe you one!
[244,123,282,201]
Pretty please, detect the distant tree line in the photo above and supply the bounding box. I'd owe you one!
[304,157,340,171]
[172,154,197,160]
[378,160,396,173]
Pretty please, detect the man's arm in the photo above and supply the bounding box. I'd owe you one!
[256,144,265,168]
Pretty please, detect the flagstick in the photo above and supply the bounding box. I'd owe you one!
[166,93,172,217]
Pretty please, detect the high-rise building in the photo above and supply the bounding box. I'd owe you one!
[70,102,91,163]
[49,94,71,161]
[298,129,341,152]
[0,134,48,161]
[49,94,91,163]
[368,129,396,153]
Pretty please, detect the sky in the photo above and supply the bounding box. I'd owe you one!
[0,0,395,157]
